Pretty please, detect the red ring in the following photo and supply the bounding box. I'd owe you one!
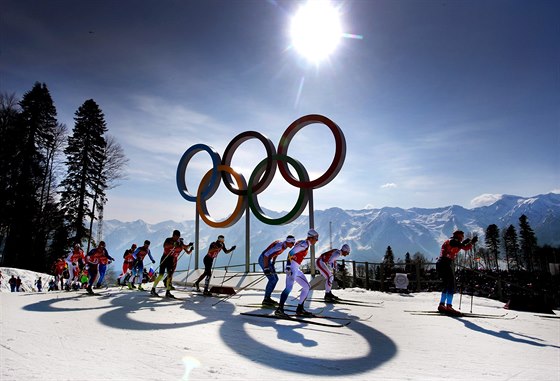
[277,114,346,189]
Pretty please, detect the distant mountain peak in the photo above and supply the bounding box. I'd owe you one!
[470,193,506,208]
[99,193,559,267]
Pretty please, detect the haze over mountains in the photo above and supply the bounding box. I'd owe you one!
[99,193,560,270]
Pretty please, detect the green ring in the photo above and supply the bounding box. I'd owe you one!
[248,154,310,225]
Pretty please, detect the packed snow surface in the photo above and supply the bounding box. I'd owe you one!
[1,267,559,381]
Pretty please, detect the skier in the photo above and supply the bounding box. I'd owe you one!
[127,240,155,290]
[151,230,193,298]
[316,243,351,301]
[275,229,319,317]
[259,235,296,306]
[193,235,236,295]
[96,248,115,288]
[436,230,477,315]
[85,241,110,295]
[65,243,85,290]
[52,257,67,290]
[117,244,137,285]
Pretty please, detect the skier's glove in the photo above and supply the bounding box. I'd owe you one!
[152,260,155,264]
[285,266,292,276]
[231,245,236,251]
[264,268,271,275]
[471,236,478,244]
[462,238,471,246]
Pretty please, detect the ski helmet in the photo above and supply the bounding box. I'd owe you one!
[341,244,351,253]
[286,235,296,244]
[307,229,319,239]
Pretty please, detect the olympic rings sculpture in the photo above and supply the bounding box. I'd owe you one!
[176,114,346,228]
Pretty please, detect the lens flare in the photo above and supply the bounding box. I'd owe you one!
[290,0,342,64]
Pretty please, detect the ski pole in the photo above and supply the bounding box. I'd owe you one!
[290,280,321,301]
[290,265,322,301]
[220,249,235,289]
[183,250,193,287]
[153,239,188,275]
[166,244,193,289]
[212,274,267,307]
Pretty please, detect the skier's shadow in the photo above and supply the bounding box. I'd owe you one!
[22,291,397,375]
[458,318,560,349]
[222,308,396,376]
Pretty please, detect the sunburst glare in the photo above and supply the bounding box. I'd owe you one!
[290,0,343,64]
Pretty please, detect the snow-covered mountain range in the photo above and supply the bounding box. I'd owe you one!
[99,193,560,269]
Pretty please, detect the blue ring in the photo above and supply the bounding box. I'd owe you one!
[176,144,221,202]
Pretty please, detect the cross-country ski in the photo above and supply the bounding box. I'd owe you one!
[307,298,383,307]
[239,312,351,327]
[407,311,517,319]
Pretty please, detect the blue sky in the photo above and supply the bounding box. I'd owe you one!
[2,0,558,223]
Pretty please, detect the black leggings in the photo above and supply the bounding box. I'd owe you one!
[158,255,175,277]
[436,257,455,294]
[202,255,214,277]
[195,255,214,286]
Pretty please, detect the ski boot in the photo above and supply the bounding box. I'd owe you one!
[444,305,463,316]
[275,306,288,317]
[295,304,313,317]
[86,285,95,295]
[137,285,145,291]
[262,297,278,307]
[324,292,338,302]
[193,281,201,292]
[202,289,212,296]
[150,288,160,297]
[165,290,176,299]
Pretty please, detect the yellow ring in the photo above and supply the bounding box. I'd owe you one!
[196,165,247,228]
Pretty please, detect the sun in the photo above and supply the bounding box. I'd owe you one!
[290,0,343,64]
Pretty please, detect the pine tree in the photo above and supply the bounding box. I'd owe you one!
[404,252,412,273]
[0,93,21,258]
[59,99,108,243]
[383,246,395,275]
[485,224,500,271]
[1,83,59,270]
[519,214,538,271]
[503,224,519,270]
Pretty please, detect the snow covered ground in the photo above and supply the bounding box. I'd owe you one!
[1,267,559,381]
